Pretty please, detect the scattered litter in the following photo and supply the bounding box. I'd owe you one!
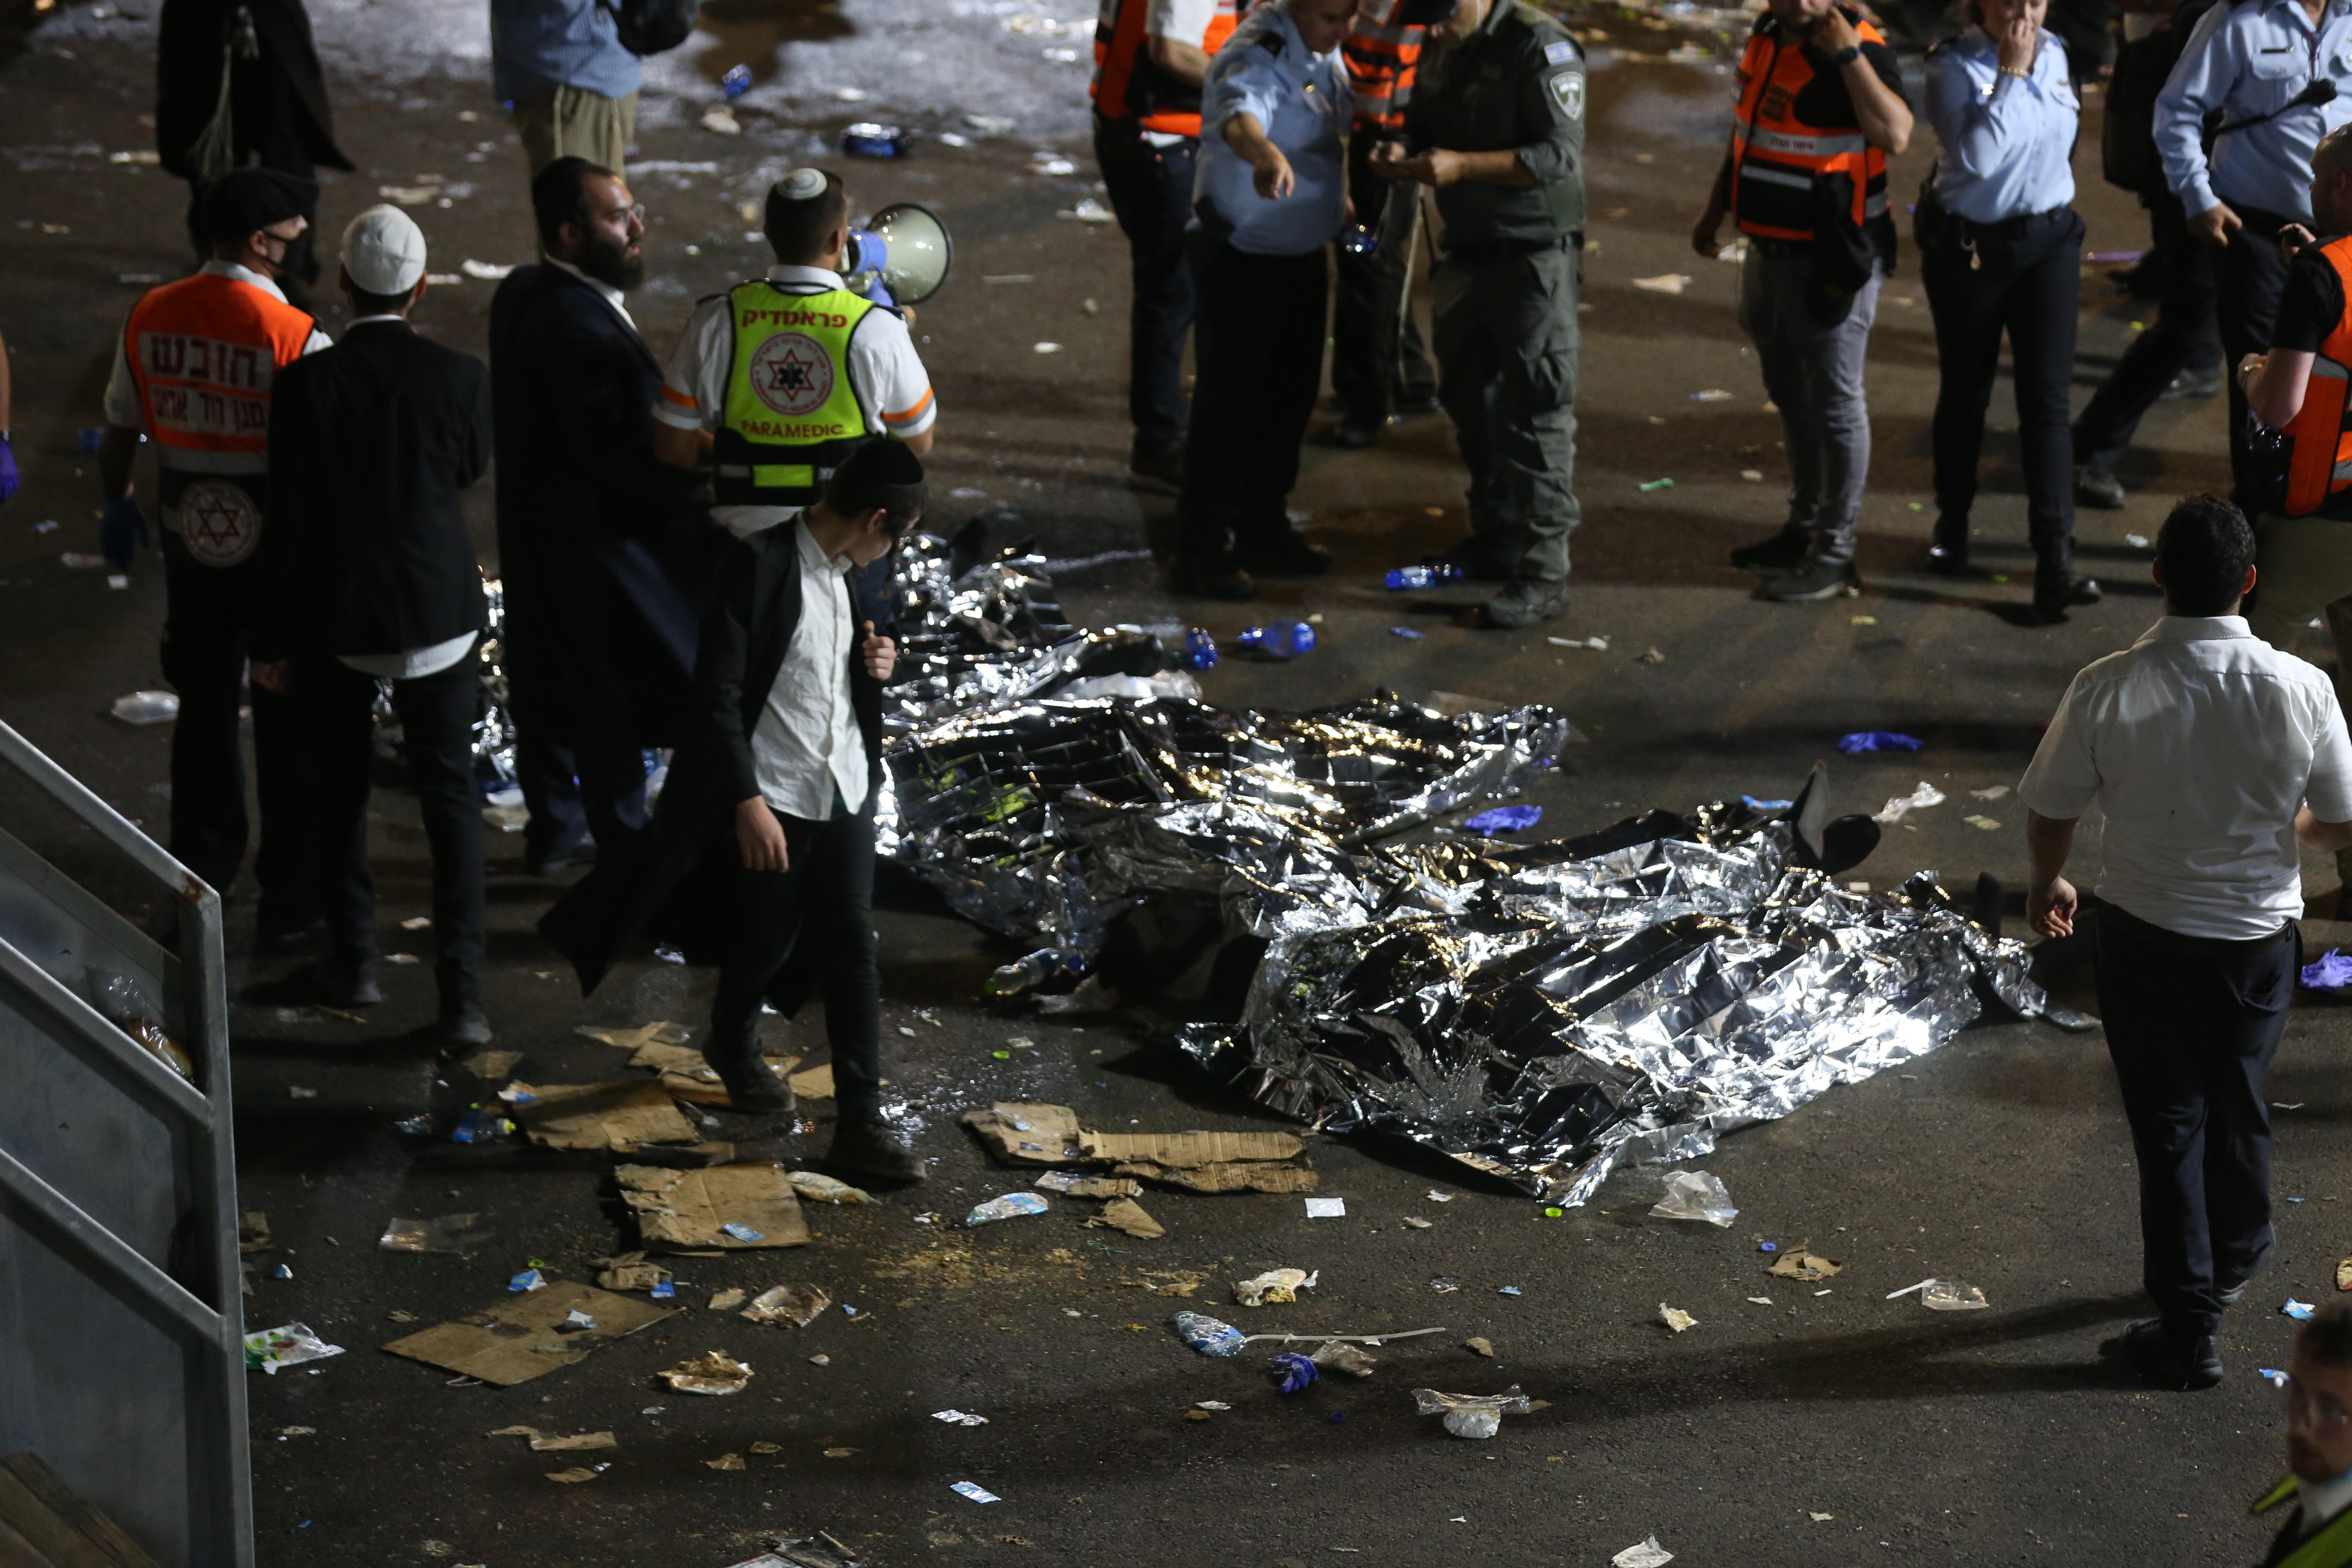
[1922,1279,1988,1311]
[1465,805,1542,835]
[2262,1368,2292,1388]
[962,1103,1315,1193]
[1614,1537,1675,1568]
[1087,1196,1165,1237]
[1236,1268,1318,1307]
[706,1452,747,1471]
[1312,1341,1378,1376]
[109,690,178,725]
[1271,1350,1319,1392]
[1428,1191,1454,1203]
[2279,1102,2307,1111]
[1871,781,1947,825]
[741,1285,831,1327]
[460,259,513,280]
[1850,615,1877,626]
[1402,1216,1433,1229]
[1637,646,1666,664]
[1414,1385,1536,1440]
[933,1409,990,1426]
[951,1482,1001,1504]
[1499,1286,1523,1298]
[594,1253,670,1293]
[1392,626,1426,639]
[244,1323,345,1374]
[701,105,742,134]
[1035,1172,1142,1198]
[787,1171,873,1205]
[2303,951,2352,990]
[967,1192,1050,1226]
[272,1263,293,1280]
[529,1431,617,1452]
[509,1269,546,1292]
[1637,477,1675,492]
[1657,1303,1696,1334]
[288,1086,318,1100]
[1058,198,1115,223]
[382,1282,673,1385]
[1747,1296,1773,1306]
[617,1164,810,1250]
[1961,814,2001,831]
[1175,1311,1249,1356]
[1463,1336,1493,1357]
[510,1079,698,1151]
[1029,154,1077,176]
[657,1352,754,1395]
[1968,785,2009,801]
[379,1214,489,1255]
[2339,1259,2352,1292]
[1885,1279,1933,1300]
[60,553,106,570]
[2287,1299,2318,1321]
[808,1354,830,1366]
[1631,274,1690,295]
[1304,1196,1348,1218]
[1837,731,1923,754]
[1033,342,1062,354]
[543,1467,602,1483]
[1691,389,1732,402]
[1648,1170,1738,1227]
[721,1223,765,1243]
[2125,533,2151,549]
[1431,1276,1460,1293]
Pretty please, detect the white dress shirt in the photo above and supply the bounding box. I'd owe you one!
[749,517,868,820]
[2020,616,2352,940]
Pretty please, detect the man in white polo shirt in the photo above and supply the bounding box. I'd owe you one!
[2022,493,2352,1392]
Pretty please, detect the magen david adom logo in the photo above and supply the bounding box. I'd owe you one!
[177,479,263,567]
[749,332,835,418]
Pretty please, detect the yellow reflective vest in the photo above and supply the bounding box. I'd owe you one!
[714,279,876,508]
[2254,1477,2352,1568]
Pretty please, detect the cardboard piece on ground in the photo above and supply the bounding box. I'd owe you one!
[1088,1197,1165,1238]
[0,1451,163,1568]
[459,1049,522,1081]
[618,1163,811,1250]
[530,1431,617,1452]
[512,1080,699,1151]
[788,1061,834,1099]
[594,1252,669,1292]
[379,1280,675,1386]
[1080,1128,1304,1167]
[962,1104,1086,1163]
[238,1211,272,1253]
[577,1020,690,1051]
[1110,1159,1319,1194]
[1768,1246,1841,1282]
[1035,1172,1142,1198]
[623,1041,800,1105]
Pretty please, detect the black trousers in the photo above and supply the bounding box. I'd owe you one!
[1178,237,1329,565]
[1093,116,1198,463]
[2072,192,2223,469]
[2220,202,2298,509]
[304,650,488,1001]
[1920,205,2083,547]
[705,798,883,1119]
[514,731,648,870]
[160,551,314,926]
[2094,902,2298,1339]
[1330,141,1434,426]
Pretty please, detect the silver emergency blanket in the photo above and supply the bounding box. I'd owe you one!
[872,532,2047,1203]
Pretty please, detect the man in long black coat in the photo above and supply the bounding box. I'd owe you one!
[488,157,720,875]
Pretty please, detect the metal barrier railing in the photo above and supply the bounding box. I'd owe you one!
[0,718,250,1566]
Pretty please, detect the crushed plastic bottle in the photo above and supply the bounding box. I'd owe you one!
[843,122,907,158]
[965,1192,1049,1226]
[452,1106,508,1143]
[1236,620,1316,660]
[1173,1310,1248,1357]
[985,948,1082,996]
[719,62,753,98]
[1181,627,1219,670]
[1412,1385,1535,1439]
[1387,562,1464,590]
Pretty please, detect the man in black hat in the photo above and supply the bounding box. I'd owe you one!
[97,166,332,944]
[157,0,352,285]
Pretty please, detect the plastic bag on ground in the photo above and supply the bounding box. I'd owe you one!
[244,1323,345,1374]
[741,1285,831,1327]
[1234,1267,1316,1307]
[1412,1385,1534,1439]
[1921,1279,1988,1311]
[965,1192,1049,1225]
[1614,1538,1675,1568]
[1648,1170,1739,1228]
[657,1352,753,1395]
[1872,781,1947,825]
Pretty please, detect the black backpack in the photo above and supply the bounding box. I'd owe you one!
[2102,0,2223,194]
[601,0,699,57]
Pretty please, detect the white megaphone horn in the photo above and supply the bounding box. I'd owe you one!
[843,202,953,307]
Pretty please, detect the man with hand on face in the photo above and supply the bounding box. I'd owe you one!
[1371,0,1587,630]
[490,157,721,879]
[2253,1304,2352,1565]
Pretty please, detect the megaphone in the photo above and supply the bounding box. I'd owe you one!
[843,202,953,307]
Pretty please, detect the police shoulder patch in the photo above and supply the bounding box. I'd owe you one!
[1548,69,1584,120]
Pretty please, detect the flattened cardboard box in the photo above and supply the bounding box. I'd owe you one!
[962,1103,1086,1163]
[964,1103,1314,1190]
[619,1163,811,1250]
[511,1080,700,1150]
[380,1281,675,1386]
[621,1042,800,1107]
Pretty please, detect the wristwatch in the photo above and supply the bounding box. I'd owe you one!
[1829,42,1862,66]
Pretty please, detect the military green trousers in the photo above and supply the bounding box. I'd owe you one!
[1432,242,1581,584]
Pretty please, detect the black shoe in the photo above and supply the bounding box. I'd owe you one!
[526,839,597,878]
[1127,443,1185,497]
[1925,512,1970,576]
[1424,543,1513,583]
[2034,542,2102,623]
[1730,525,1812,573]
[706,1046,792,1114]
[1317,419,1384,449]
[1170,556,1256,601]
[2102,1318,2223,1390]
[317,953,381,1008]
[827,1117,924,1183]
[256,913,324,954]
[2074,463,2128,510]
[1464,577,1570,628]
[1760,557,1862,602]
[2159,367,2224,403]
[439,998,493,1048]
[1393,391,1442,419]
[1236,526,1331,578]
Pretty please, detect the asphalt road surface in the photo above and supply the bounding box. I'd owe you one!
[2,0,2348,1563]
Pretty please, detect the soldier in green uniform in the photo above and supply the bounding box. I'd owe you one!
[1371,0,1585,629]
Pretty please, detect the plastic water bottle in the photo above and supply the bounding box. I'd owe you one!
[1386,562,1464,590]
[986,948,1084,996]
[1181,627,1219,670]
[1236,620,1316,659]
[720,63,753,98]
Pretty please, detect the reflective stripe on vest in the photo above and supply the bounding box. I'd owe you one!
[1344,0,1424,131]
[715,281,876,510]
[1725,13,1891,243]
[122,272,316,466]
[2283,237,2352,518]
[2254,1478,2352,1568]
[1091,0,1239,138]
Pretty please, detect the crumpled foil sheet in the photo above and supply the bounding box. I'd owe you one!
[871,534,2046,1204]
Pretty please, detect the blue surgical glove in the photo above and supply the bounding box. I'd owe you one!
[0,437,16,504]
[100,495,149,571]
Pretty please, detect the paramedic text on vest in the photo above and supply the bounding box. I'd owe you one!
[1091,0,1240,494]
[653,168,937,541]
[97,165,333,941]
[2238,125,2352,724]
[1690,0,1912,605]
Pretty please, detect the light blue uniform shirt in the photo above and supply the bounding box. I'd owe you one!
[1925,27,2078,222]
[1194,1,1352,257]
[2156,0,2352,223]
[491,0,642,106]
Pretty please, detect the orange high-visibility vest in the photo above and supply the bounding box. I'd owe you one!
[1343,0,1425,134]
[121,270,317,466]
[1091,0,1240,138]
[1726,10,1890,243]
[2283,238,2352,518]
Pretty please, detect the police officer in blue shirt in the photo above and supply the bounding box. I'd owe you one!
[1919,0,2101,621]
[1171,0,1360,601]
[2156,0,2352,503]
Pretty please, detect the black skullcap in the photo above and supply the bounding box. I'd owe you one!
[199,167,321,245]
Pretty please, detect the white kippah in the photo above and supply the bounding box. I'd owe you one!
[779,167,826,201]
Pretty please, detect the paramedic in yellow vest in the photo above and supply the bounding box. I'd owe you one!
[2250,1302,2352,1567]
[1690,0,1911,603]
[98,165,332,948]
[652,167,935,536]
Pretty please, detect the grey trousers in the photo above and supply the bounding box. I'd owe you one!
[1432,243,1581,584]
[1739,247,1883,566]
